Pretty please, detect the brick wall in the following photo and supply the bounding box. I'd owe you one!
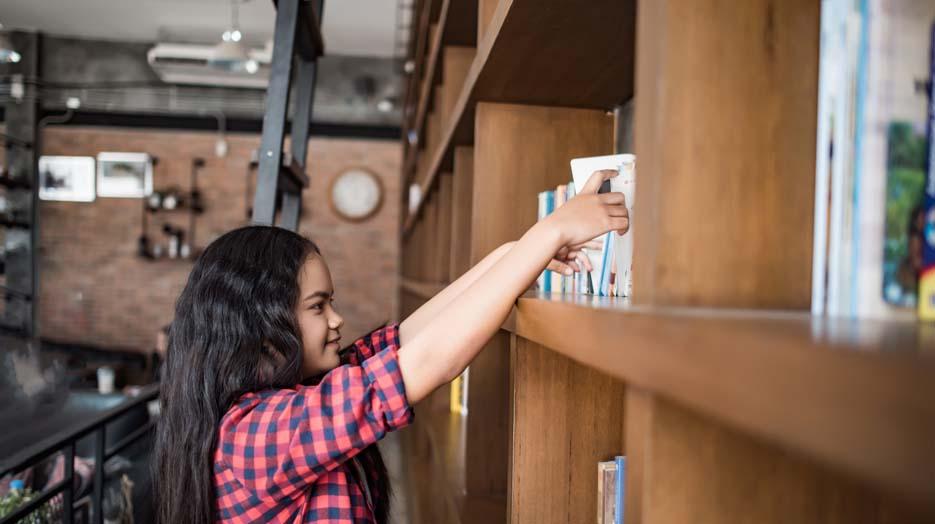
[37,126,401,352]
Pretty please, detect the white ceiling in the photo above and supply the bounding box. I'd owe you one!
[0,0,403,57]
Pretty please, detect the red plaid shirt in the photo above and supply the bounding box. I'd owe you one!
[214,324,413,523]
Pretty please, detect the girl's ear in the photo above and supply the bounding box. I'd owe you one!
[257,340,287,381]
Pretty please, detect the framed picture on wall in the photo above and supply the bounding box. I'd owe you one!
[96,152,153,198]
[38,156,96,202]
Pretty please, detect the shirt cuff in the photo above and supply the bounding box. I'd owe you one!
[371,322,401,353]
[361,343,414,431]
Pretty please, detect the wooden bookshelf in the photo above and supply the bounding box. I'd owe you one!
[398,0,935,523]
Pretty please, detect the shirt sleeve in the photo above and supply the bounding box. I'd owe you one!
[340,323,400,366]
[217,343,413,500]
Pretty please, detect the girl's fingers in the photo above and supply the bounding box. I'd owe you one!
[577,252,593,272]
[581,169,619,194]
[570,240,601,251]
[599,192,626,205]
[605,205,629,217]
[610,216,630,235]
[547,260,574,276]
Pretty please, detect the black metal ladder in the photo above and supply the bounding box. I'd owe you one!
[252,0,325,231]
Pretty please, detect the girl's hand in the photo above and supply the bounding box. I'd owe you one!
[545,169,630,247]
[546,240,600,275]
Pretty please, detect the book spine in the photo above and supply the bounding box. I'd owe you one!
[614,456,626,524]
[598,232,614,296]
[552,185,567,293]
[920,22,935,320]
[537,191,555,293]
[449,369,469,414]
[565,181,577,294]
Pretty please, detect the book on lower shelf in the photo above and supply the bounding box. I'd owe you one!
[597,456,626,524]
[449,368,468,415]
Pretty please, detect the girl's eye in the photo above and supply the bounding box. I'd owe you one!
[310,302,324,312]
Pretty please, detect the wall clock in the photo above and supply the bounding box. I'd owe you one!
[329,168,384,222]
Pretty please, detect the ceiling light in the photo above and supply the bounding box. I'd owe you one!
[208,0,256,73]
[209,40,253,73]
[377,98,395,113]
[0,24,20,64]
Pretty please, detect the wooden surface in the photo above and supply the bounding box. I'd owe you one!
[509,337,627,523]
[633,0,819,309]
[402,398,509,524]
[441,47,476,130]
[630,389,919,523]
[478,0,498,45]
[509,293,935,506]
[403,0,634,233]
[449,147,474,279]
[465,331,511,507]
[624,388,652,524]
[474,0,636,107]
[470,103,613,262]
[435,172,454,280]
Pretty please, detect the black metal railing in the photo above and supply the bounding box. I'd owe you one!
[0,384,159,524]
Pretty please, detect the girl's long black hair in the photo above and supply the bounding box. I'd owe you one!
[155,225,391,524]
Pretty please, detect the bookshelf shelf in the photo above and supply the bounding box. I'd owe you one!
[403,0,636,233]
[507,293,935,504]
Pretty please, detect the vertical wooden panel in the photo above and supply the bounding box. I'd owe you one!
[627,390,913,524]
[441,46,477,128]
[633,0,819,309]
[465,331,511,503]
[450,147,475,280]
[471,102,613,263]
[478,0,499,44]
[423,192,439,281]
[435,172,454,282]
[509,337,626,524]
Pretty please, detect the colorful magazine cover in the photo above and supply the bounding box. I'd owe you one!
[883,122,927,307]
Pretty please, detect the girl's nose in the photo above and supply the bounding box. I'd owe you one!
[328,311,344,331]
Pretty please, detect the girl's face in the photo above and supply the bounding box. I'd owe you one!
[295,254,344,378]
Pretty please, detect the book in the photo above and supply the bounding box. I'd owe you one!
[596,456,626,524]
[449,368,469,414]
[611,157,636,297]
[565,181,578,294]
[919,22,935,320]
[614,456,626,524]
[813,0,932,319]
[552,185,568,293]
[596,460,616,524]
[537,191,555,293]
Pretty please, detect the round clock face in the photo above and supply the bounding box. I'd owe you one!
[330,169,383,221]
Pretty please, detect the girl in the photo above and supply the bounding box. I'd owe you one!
[155,169,629,523]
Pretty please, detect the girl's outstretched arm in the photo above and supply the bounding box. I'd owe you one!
[399,240,594,343]
[397,169,628,404]
[399,241,515,344]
